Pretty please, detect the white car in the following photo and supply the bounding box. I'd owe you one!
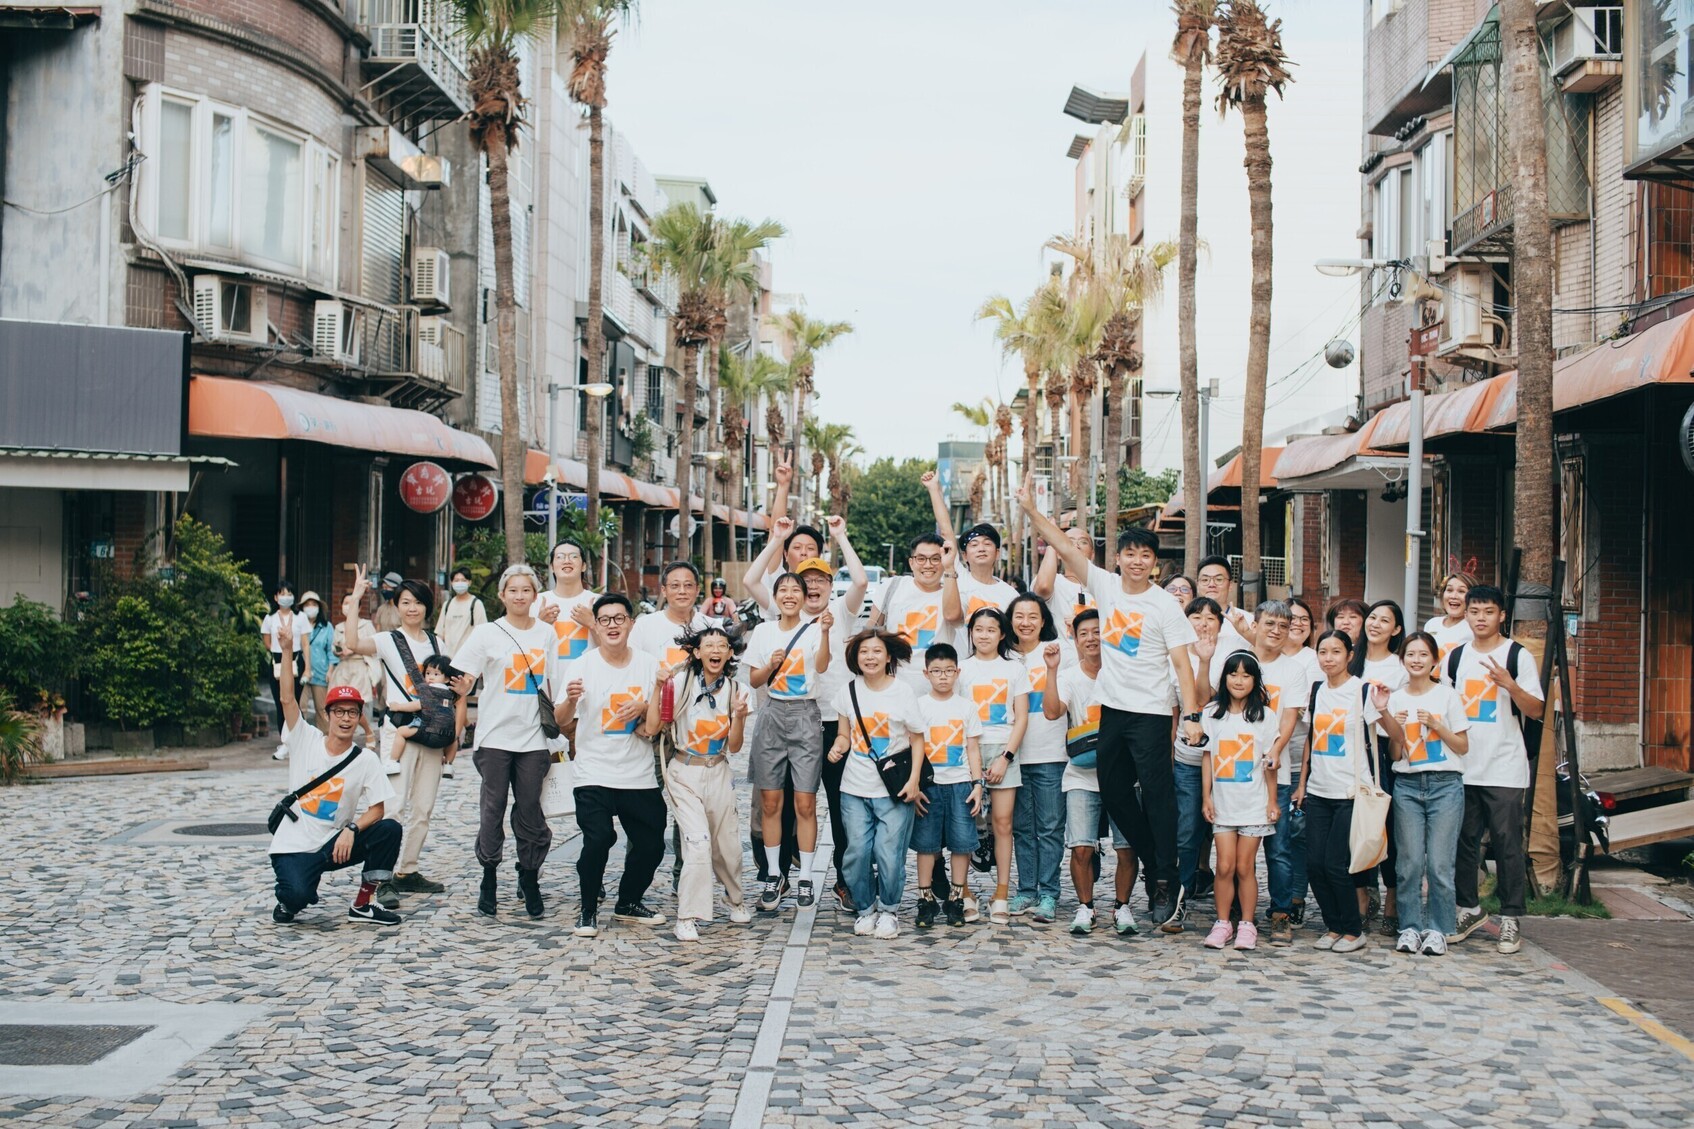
[833,566,885,621]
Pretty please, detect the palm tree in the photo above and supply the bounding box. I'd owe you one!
[994,401,1014,533]
[1173,0,1216,575]
[771,311,853,520]
[720,349,789,567]
[976,286,1054,572]
[647,203,717,562]
[1216,0,1291,608]
[561,0,635,539]
[950,397,993,439]
[1500,0,1555,627]
[452,0,573,563]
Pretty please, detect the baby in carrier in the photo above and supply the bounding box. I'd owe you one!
[390,654,465,768]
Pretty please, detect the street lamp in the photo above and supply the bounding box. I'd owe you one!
[544,379,614,548]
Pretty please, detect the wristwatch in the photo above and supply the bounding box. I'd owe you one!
[1001,749,1017,762]
[1182,712,1202,723]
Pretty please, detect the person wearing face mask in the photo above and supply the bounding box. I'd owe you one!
[298,593,337,734]
[374,571,404,632]
[435,567,488,776]
[262,580,310,759]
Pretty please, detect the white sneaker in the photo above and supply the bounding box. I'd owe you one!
[873,911,899,939]
[853,913,876,937]
[1114,903,1139,936]
[674,919,699,942]
[272,744,288,761]
[1497,915,1522,955]
[1419,929,1448,956]
[1395,927,1421,954]
[728,903,753,925]
[1070,905,1096,935]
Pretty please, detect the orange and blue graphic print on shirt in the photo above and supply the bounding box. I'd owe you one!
[1463,678,1499,724]
[849,711,893,757]
[770,646,809,697]
[965,594,1002,619]
[898,605,940,650]
[502,648,548,696]
[972,679,1011,727]
[298,776,346,822]
[600,687,644,735]
[1026,661,1049,714]
[553,618,591,662]
[1403,717,1447,764]
[1312,709,1348,756]
[1263,682,1282,715]
[1102,609,1144,658]
[1066,703,1100,755]
[685,712,731,757]
[926,717,966,767]
[1214,734,1256,783]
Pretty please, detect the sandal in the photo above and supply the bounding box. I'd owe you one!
[989,898,1010,925]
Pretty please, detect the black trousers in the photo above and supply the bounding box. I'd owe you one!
[819,720,847,880]
[1096,707,1178,894]
[576,785,667,908]
[1305,794,1363,936]
[1455,783,1527,917]
[750,768,800,881]
[271,818,401,912]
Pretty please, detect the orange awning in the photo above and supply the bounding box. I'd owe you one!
[1162,447,1284,518]
[1273,412,1395,483]
[523,450,768,530]
[190,376,496,467]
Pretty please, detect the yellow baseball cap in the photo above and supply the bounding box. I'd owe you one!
[795,557,832,577]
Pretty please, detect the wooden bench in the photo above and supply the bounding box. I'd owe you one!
[1607,799,1694,853]
[1591,766,1694,807]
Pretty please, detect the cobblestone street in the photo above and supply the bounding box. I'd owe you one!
[3,758,1692,1128]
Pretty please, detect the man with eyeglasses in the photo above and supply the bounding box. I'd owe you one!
[869,530,962,694]
[632,561,709,677]
[555,593,666,937]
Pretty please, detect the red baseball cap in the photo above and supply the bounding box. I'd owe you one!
[324,685,365,708]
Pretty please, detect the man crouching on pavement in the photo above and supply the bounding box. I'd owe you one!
[270,573,404,926]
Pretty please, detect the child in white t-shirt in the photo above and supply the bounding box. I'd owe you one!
[1199,651,1284,952]
[910,642,984,930]
[957,607,1029,924]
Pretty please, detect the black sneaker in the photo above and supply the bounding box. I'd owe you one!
[574,906,599,937]
[375,882,400,910]
[1192,869,1215,901]
[916,896,939,930]
[834,883,856,914]
[1290,898,1306,926]
[478,867,498,918]
[517,867,544,919]
[393,872,445,894]
[758,878,783,912]
[272,901,297,924]
[1157,885,1189,934]
[348,902,401,926]
[613,900,666,925]
[933,866,952,902]
[944,897,966,927]
[796,880,816,908]
[970,841,995,873]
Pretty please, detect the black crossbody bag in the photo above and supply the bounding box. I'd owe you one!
[848,681,933,802]
[267,746,363,834]
[494,622,562,740]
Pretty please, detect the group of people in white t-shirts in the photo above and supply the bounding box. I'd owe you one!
[265,459,1544,957]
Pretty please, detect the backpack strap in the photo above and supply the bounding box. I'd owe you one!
[1445,643,1465,686]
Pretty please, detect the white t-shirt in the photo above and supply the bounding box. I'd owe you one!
[564,648,662,790]
[812,596,854,721]
[1016,643,1075,765]
[954,571,1019,646]
[670,670,737,759]
[1201,708,1280,828]
[1388,683,1470,774]
[268,719,395,855]
[1085,564,1198,715]
[538,589,599,664]
[372,627,445,709]
[959,654,1030,747]
[919,692,982,785]
[1251,651,1307,786]
[1304,676,1381,800]
[630,610,707,676]
[1048,573,1094,638]
[1425,615,1475,667]
[1282,647,1322,776]
[1059,666,1104,793]
[873,578,950,692]
[749,617,828,701]
[1450,640,1542,788]
[830,678,926,799]
[262,610,307,654]
[450,618,554,752]
[1216,609,1253,665]
[1360,653,1410,736]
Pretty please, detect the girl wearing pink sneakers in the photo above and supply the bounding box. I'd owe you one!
[1199,652,1285,951]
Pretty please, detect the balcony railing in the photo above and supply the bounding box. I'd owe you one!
[1452,183,1513,256]
[360,303,464,410]
[358,0,470,130]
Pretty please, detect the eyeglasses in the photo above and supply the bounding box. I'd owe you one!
[911,554,944,565]
[596,614,630,627]
[327,707,363,718]
[926,666,959,676]
[1290,615,1312,626]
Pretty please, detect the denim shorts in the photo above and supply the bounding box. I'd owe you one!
[912,780,981,854]
[1064,788,1130,850]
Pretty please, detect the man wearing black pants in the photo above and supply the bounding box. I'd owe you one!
[1020,482,1203,928]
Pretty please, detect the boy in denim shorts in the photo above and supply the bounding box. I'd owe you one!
[912,643,984,928]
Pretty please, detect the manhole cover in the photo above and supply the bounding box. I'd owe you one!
[0,1024,154,1066]
[171,822,270,837]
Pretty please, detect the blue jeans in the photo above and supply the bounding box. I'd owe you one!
[1393,771,1466,934]
[1266,782,1307,914]
[271,818,401,913]
[840,792,916,913]
[1013,761,1066,901]
[1173,760,1204,894]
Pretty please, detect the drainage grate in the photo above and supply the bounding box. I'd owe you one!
[170,822,270,837]
[0,1024,154,1066]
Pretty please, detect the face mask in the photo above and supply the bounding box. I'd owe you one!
[303,606,319,622]
[452,581,470,595]
[383,588,398,600]
[277,596,295,609]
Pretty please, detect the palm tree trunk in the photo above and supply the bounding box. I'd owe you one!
[487,130,525,566]
[677,342,698,562]
[585,104,607,536]
[1501,0,1555,635]
[1104,366,1125,557]
[1179,49,1204,577]
[703,336,720,583]
[1018,362,1040,574]
[1239,96,1273,609]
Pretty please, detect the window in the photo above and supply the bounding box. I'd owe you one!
[1417,132,1450,258]
[1372,164,1414,294]
[645,364,665,422]
[1371,0,1402,27]
[139,85,337,282]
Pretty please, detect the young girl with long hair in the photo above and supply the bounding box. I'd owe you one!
[1350,599,1409,933]
[958,607,1031,924]
[1199,651,1284,951]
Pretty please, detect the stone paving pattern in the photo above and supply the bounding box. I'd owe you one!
[1,758,1691,1127]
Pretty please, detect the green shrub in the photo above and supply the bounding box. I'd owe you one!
[84,594,174,729]
[0,596,80,711]
[0,689,44,784]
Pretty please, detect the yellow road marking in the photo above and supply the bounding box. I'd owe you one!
[1597,997,1694,1064]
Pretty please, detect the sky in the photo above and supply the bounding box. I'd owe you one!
[605,0,1366,470]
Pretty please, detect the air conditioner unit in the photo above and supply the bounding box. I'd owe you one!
[313,300,362,365]
[1438,266,1508,354]
[1551,6,1622,74]
[410,247,451,308]
[191,274,268,344]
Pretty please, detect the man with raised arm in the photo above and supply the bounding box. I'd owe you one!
[1018,476,1205,929]
[923,469,1017,642]
[1031,526,1096,638]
